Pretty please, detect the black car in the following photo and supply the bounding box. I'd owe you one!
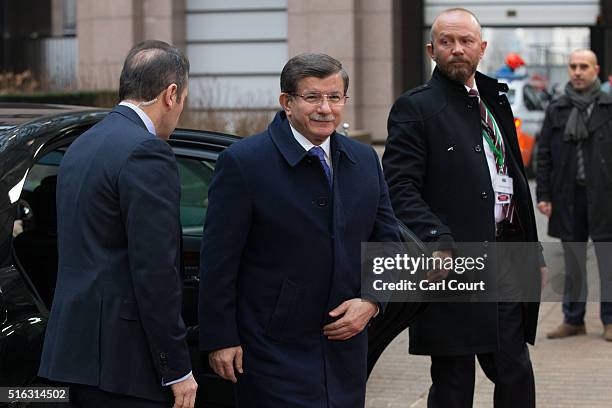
[0,103,425,407]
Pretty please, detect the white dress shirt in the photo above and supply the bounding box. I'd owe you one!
[289,124,333,177]
[119,101,157,136]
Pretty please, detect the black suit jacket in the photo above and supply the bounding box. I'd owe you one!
[38,105,190,402]
[383,69,541,355]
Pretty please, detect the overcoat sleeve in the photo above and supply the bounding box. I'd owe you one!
[361,147,401,313]
[118,138,191,384]
[536,104,555,203]
[198,149,252,352]
[382,94,455,251]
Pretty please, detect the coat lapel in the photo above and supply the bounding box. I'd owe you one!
[267,111,310,167]
[476,73,523,172]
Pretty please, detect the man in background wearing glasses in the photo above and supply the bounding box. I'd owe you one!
[198,53,399,407]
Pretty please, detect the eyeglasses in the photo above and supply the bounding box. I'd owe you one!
[289,93,349,106]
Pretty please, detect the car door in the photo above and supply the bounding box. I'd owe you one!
[1,110,106,389]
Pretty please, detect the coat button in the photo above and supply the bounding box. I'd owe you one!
[481,191,488,199]
[474,144,482,152]
[316,196,329,207]
[483,240,489,247]
[430,229,438,235]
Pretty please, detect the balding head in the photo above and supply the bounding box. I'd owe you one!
[427,8,486,87]
[570,49,598,66]
[568,48,600,92]
[430,8,482,44]
[119,40,190,103]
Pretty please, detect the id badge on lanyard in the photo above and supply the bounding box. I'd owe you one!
[493,173,513,204]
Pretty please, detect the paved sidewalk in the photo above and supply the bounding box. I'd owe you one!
[366,181,612,407]
[366,301,612,407]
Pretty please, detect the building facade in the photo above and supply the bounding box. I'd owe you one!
[1,0,610,141]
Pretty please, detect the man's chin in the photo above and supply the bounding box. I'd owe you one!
[447,70,472,84]
[310,123,335,134]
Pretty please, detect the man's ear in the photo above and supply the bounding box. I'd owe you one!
[279,93,292,115]
[426,42,435,61]
[163,84,179,108]
[479,40,488,59]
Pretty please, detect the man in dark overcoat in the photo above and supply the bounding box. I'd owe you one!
[198,53,400,407]
[536,49,612,341]
[383,8,543,408]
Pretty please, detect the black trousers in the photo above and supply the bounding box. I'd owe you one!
[70,384,171,408]
[562,184,612,325]
[427,302,535,408]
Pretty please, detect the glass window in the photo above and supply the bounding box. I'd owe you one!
[523,84,545,111]
[24,150,64,192]
[63,0,76,35]
[21,151,215,237]
[176,157,215,236]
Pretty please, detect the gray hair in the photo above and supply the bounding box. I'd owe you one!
[280,53,349,95]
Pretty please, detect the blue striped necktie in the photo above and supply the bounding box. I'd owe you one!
[308,146,332,188]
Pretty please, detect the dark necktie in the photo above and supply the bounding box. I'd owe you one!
[468,88,514,221]
[468,88,507,174]
[308,146,332,188]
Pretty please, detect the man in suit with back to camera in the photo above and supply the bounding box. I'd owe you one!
[536,49,612,341]
[38,40,198,408]
[198,52,400,408]
[383,8,543,408]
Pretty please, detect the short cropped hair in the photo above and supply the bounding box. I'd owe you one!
[430,7,482,44]
[280,53,349,95]
[119,40,190,103]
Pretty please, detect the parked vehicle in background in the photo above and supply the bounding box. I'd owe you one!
[499,77,549,177]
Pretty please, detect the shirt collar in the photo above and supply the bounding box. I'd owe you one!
[288,124,331,160]
[119,101,156,135]
[465,82,479,95]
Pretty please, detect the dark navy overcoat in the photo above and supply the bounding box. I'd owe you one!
[199,111,400,407]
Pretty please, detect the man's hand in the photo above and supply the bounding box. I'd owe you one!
[537,201,552,217]
[427,250,453,282]
[170,373,198,408]
[208,346,243,383]
[323,298,378,341]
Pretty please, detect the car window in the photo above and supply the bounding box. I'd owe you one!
[177,157,215,236]
[523,84,545,111]
[24,148,214,236]
[22,150,214,237]
[24,150,64,192]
